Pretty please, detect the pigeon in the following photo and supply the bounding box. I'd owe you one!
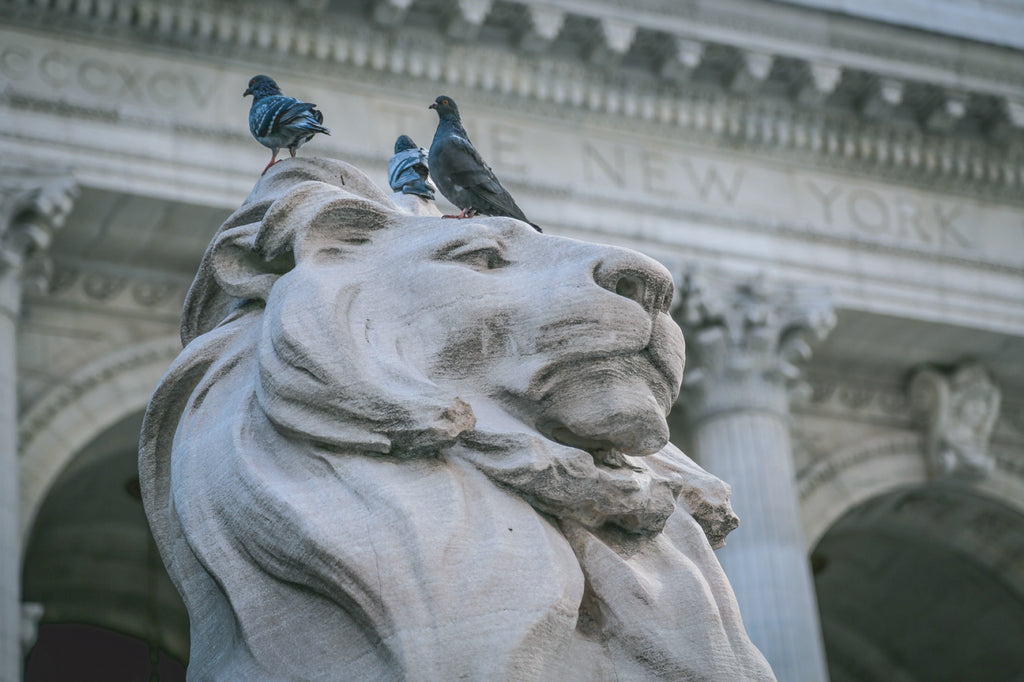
[244,75,330,175]
[388,135,436,200]
[428,95,541,232]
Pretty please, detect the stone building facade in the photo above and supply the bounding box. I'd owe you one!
[2,1,1023,680]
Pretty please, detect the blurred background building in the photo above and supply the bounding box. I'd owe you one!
[2,1,1023,680]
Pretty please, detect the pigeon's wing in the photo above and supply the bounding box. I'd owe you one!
[252,96,328,140]
[443,135,530,221]
[278,99,320,126]
[250,96,295,138]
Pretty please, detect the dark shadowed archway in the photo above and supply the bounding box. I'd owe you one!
[814,484,1024,682]
[21,411,188,680]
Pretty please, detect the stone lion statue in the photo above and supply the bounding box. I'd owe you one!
[140,158,774,681]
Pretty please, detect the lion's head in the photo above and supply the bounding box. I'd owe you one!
[183,158,685,508]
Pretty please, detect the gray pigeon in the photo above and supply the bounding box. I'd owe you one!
[389,135,436,200]
[244,75,330,175]
[428,95,541,232]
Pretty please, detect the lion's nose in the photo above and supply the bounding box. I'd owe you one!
[593,251,674,315]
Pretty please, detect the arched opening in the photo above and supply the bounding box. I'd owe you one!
[813,484,1024,681]
[21,410,188,679]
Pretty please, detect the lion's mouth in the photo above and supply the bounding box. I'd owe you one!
[545,425,641,470]
[524,314,685,461]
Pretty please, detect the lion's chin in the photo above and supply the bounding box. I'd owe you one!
[536,365,672,460]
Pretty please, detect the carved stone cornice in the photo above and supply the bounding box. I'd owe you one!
[3,0,1024,206]
[673,271,835,423]
[0,167,77,294]
[909,363,1002,480]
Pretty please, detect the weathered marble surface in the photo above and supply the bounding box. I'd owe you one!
[139,157,774,681]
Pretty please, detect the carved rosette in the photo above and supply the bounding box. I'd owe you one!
[674,271,835,424]
[0,168,78,296]
[909,363,1001,480]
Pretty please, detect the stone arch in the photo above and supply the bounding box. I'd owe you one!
[801,427,1024,681]
[797,432,927,549]
[18,335,181,553]
[811,484,1024,681]
[798,431,1024,550]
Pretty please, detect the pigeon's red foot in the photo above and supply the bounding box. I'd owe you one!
[260,151,280,176]
[441,208,478,219]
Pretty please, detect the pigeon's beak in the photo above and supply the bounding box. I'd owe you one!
[243,87,252,97]
[428,102,437,110]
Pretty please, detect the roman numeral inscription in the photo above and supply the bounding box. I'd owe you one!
[1,38,218,110]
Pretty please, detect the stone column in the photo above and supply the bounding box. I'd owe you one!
[675,273,834,682]
[0,169,76,682]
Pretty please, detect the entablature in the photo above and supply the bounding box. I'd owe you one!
[3,0,1024,206]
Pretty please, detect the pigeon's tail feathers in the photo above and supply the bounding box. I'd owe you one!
[304,118,331,136]
[311,108,330,134]
[279,100,326,126]
[290,110,330,137]
[527,221,542,233]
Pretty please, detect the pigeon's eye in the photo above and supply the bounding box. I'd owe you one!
[437,239,509,270]
[442,99,450,106]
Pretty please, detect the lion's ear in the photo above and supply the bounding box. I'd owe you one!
[181,178,396,346]
[181,199,284,346]
[256,181,395,264]
[209,220,294,301]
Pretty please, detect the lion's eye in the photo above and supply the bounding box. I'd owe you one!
[439,241,510,270]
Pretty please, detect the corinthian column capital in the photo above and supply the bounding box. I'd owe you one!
[0,167,78,293]
[674,271,835,422]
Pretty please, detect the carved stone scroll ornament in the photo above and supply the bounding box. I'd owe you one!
[0,168,78,293]
[139,157,775,681]
[909,363,1001,479]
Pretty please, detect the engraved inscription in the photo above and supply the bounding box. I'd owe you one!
[804,179,973,250]
[583,142,745,205]
[0,43,217,109]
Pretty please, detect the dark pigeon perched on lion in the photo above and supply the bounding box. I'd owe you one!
[140,157,775,681]
[429,95,542,232]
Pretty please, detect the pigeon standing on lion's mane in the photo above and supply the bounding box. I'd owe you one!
[388,135,436,200]
[244,75,330,175]
[428,95,542,232]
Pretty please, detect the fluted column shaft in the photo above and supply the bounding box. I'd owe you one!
[0,170,76,682]
[0,270,20,682]
[692,394,827,682]
[676,274,834,682]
